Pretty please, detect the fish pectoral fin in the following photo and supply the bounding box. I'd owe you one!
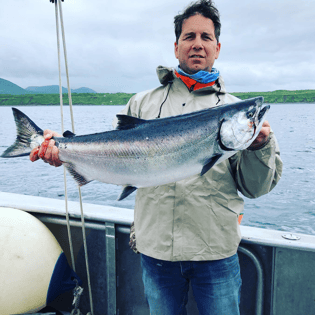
[118,185,137,201]
[65,163,92,186]
[200,154,222,176]
[116,115,146,130]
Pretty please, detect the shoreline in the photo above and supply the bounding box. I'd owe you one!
[0,90,314,105]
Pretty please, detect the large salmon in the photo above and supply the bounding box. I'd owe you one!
[1,97,269,200]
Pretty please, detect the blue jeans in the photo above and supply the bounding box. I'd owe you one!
[141,253,241,315]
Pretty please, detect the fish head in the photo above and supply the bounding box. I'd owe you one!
[219,97,270,151]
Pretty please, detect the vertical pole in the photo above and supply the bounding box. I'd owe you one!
[106,222,117,314]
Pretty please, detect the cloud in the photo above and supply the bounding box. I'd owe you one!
[1,0,314,93]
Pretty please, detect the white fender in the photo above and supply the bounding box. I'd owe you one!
[0,207,80,315]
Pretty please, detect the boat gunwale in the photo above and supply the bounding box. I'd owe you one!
[1,191,315,253]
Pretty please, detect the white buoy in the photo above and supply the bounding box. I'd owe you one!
[0,207,81,315]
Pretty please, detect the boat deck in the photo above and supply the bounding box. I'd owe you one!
[1,191,315,315]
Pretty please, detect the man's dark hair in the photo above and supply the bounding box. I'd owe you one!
[174,0,221,43]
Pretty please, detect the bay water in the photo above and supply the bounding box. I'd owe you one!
[0,104,314,235]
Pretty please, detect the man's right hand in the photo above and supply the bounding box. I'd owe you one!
[30,129,63,167]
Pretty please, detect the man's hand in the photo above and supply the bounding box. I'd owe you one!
[249,120,271,150]
[30,129,62,167]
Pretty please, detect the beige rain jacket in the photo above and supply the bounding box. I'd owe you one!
[117,66,282,261]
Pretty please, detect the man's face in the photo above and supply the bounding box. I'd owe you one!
[175,14,221,74]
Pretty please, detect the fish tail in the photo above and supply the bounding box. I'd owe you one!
[1,108,44,158]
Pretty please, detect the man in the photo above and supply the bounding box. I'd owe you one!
[31,1,282,314]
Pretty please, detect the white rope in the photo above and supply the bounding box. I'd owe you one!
[54,0,76,274]
[54,1,94,314]
[57,0,75,133]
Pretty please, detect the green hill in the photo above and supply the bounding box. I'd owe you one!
[232,90,315,103]
[0,90,314,106]
[0,78,31,95]
[0,78,314,105]
[25,85,97,94]
[0,78,97,95]
[0,92,135,106]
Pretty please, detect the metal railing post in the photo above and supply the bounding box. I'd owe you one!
[238,245,264,315]
[105,222,117,314]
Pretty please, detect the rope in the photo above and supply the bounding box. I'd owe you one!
[157,81,173,118]
[53,1,94,314]
[54,0,76,274]
[57,0,75,133]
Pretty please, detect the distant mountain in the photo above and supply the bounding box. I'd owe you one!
[72,87,97,93]
[0,78,31,95]
[26,85,68,94]
[25,85,97,94]
[0,78,97,95]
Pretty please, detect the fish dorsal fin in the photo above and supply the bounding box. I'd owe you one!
[118,185,137,200]
[63,130,76,137]
[116,115,146,130]
[200,154,222,176]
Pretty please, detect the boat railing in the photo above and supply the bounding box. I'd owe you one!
[1,191,315,315]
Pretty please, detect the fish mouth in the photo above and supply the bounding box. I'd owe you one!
[248,105,270,142]
[258,105,270,122]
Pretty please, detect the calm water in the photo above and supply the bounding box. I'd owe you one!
[0,104,314,235]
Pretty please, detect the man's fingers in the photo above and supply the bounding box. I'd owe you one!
[44,140,55,165]
[38,139,51,159]
[257,121,270,140]
[261,120,270,128]
[44,129,62,139]
[257,127,269,141]
[44,133,52,140]
[29,129,62,166]
[249,120,271,149]
[50,146,62,167]
[30,147,40,162]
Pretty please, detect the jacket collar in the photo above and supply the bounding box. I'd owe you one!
[156,65,227,94]
[174,70,216,91]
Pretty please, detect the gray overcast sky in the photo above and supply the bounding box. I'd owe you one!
[1,0,314,93]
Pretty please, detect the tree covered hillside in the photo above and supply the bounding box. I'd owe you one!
[0,77,314,105]
[232,90,315,103]
[0,93,135,106]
